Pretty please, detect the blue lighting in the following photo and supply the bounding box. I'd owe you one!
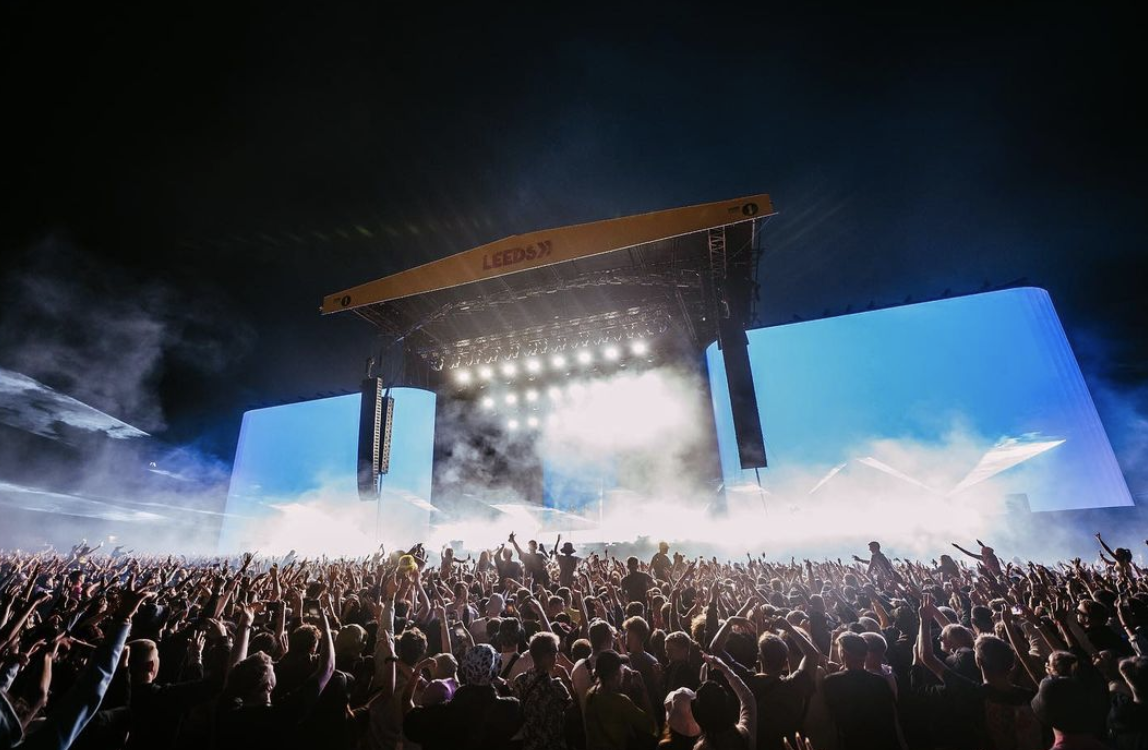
[219,388,436,550]
[706,288,1132,512]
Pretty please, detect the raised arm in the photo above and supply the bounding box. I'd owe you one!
[710,600,755,654]
[777,616,822,676]
[529,596,553,634]
[951,543,983,561]
[228,603,255,671]
[508,532,526,560]
[314,611,336,693]
[21,585,148,750]
[703,653,756,739]
[916,594,946,680]
[0,592,50,653]
[372,572,399,688]
[1000,607,1041,689]
[1096,533,1119,561]
[436,604,451,655]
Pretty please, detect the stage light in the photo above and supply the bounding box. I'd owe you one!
[501,362,517,377]
[525,358,541,373]
[551,354,567,369]
[505,393,518,406]
[480,396,495,409]
[577,349,592,365]
[526,416,539,428]
[507,418,519,431]
[631,340,648,356]
[478,366,494,381]
[547,386,563,400]
[525,389,539,403]
[603,345,620,361]
[455,369,472,385]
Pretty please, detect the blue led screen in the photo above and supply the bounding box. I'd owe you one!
[706,288,1132,512]
[219,388,436,551]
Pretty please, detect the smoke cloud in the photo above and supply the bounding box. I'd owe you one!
[0,236,252,553]
[0,235,253,432]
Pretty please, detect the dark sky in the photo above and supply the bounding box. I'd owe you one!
[2,2,1146,464]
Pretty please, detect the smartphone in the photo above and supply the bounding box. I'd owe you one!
[303,598,321,617]
[1011,606,1023,615]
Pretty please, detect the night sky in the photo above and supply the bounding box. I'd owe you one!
[2,2,1145,471]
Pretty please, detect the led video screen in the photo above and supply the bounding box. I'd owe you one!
[219,388,436,552]
[706,288,1132,512]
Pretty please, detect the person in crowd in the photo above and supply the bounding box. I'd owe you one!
[1096,533,1136,580]
[823,632,902,750]
[745,615,819,750]
[417,653,458,706]
[470,592,504,645]
[509,533,550,588]
[661,687,700,749]
[624,616,664,728]
[663,631,700,695]
[651,543,673,583]
[621,557,656,606]
[497,616,533,681]
[1031,676,1110,750]
[123,628,223,750]
[573,619,618,706]
[556,538,581,589]
[851,542,895,583]
[214,609,336,750]
[495,545,524,584]
[1110,656,1148,748]
[950,540,1003,577]
[582,650,657,750]
[861,631,897,700]
[693,653,756,750]
[512,632,574,750]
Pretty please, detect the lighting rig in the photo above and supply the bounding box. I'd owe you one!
[322,194,777,501]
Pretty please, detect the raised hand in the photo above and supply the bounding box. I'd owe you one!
[383,570,400,600]
[701,652,732,674]
[112,576,155,622]
[918,592,934,619]
[237,603,256,629]
[782,734,815,750]
[188,631,206,662]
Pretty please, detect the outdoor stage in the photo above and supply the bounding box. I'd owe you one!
[215,195,1133,560]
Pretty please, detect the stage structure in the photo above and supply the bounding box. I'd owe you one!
[322,195,778,512]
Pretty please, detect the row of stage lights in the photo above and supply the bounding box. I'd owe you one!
[477,382,590,411]
[452,340,649,386]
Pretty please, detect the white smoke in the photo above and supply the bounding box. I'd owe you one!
[0,237,252,553]
[0,236,253,432]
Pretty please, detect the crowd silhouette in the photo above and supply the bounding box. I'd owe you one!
[2,532,1147,750]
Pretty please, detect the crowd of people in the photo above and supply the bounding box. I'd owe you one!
[2,531,1148,750]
